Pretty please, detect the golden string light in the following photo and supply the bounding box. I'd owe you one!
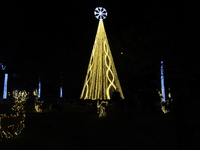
[33,89,43,113]
[0,90,28,140]
[80,20,124,100]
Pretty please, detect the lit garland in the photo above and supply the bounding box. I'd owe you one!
[80,19,124,100]
[0,90,28,140]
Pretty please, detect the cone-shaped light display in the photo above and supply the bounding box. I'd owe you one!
[80,19,124,100]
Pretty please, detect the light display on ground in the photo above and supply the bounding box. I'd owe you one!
[0,90,28,140]
[3,73,8,99]
[97,101,108,117]
[33,89,43,113]
[80,7,124,101]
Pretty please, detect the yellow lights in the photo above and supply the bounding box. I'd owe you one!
[33,89,44,112]
[35,100,44,113]
[12,90,29,102]
[80,20,124,100]
[0,90,28,140]
[33,89,38,97]
[97,100,108,117]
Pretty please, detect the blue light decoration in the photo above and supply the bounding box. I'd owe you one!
[60,75,63,98]
[3,73,8,99]
[38,78,41,98]
[1,63,6,70]
[160,61,166,102]
[60,86,63,98]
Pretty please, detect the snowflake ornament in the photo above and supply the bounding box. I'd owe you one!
[94,7,107,20]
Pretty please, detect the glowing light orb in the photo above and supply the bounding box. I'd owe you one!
[3,73,8,99]
[94,7,107,20]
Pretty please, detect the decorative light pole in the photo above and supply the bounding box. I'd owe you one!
[1,63,8,100]
[38,78,41,98]
[60,73,63,98]
[160,61,169,113]
[161,61,166,102]
[3,73,8,99]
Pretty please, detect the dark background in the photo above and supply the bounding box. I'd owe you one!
[1,1,199,99]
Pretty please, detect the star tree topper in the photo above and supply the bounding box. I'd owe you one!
[94,7,107,20]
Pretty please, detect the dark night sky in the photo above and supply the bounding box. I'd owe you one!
[1,1,199,96]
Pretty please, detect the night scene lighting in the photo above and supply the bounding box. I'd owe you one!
[3,73,8,99]
[38,78,41,98]
[0,90,28,140]
[80,7,124,100]
[160,61,166,102]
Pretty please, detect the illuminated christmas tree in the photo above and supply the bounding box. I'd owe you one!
[80,7,124,100]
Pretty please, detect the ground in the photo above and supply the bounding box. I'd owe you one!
[0,100,200,150]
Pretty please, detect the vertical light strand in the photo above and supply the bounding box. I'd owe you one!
[161,61,166,102]
[38,78,41,98]
[60,86,63,98]
[60,75,63,98]
[3,73,8,99]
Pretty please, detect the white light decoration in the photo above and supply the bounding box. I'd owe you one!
[0,63,6,70]
[160,61,166,102]
[60,75,63,98]
[38,78,41,98]
[3,73,8,99]
[60,86,63,98]
[160,61,169,114]
[94,7,107,20]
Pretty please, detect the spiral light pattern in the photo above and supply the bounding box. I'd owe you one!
[80,20,124,100]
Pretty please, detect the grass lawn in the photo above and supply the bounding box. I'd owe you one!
[0,100,200,150]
